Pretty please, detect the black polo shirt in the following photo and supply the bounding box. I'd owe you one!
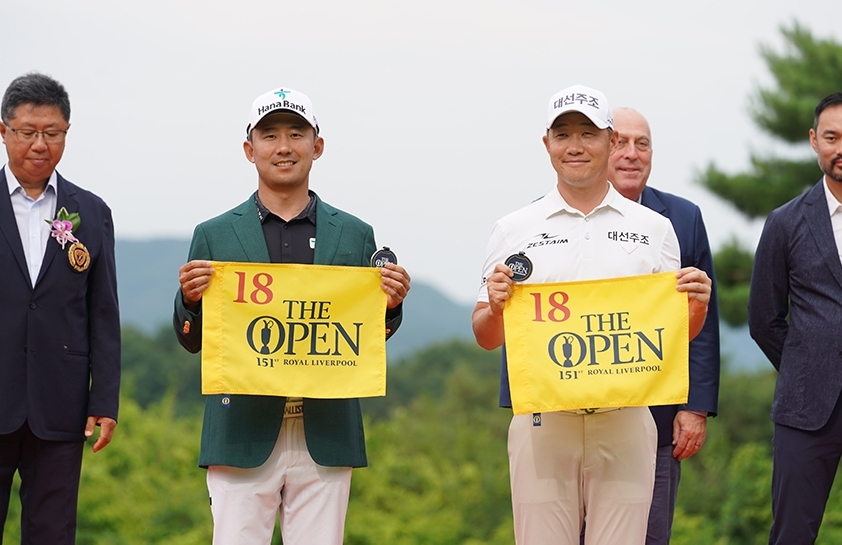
[254,191,317,264]
[254,191,400,321]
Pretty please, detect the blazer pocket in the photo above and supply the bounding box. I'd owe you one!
[331,251,360,267]
[776,346,808,411]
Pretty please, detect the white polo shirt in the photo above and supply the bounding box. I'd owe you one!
[477,182,680,302]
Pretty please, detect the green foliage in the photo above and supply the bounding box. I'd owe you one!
[121,324,203,416]
[698,22,842,326]
[699,22,842,218]
[363,340,503,420]
[2,395,211,545]
[753,22,842,143]
[348,365,513,544]
[713,239,756,326]
[74,396,210,545]
[699,158,819,220]
[8,334,842,543]
[352,343,513,543]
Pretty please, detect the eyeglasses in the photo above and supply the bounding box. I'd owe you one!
[4,124,68,144]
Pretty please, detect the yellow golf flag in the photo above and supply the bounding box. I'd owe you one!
[503,272,688,415]
[201,262,386,398]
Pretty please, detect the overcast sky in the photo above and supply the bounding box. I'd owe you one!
[4,0,840,303]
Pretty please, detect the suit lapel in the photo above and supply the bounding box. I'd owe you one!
[0,169,30,282]
[640,186,667,216]
[36,174,77,286]
[230,197,271,263]
[803,180,842,291]
[313,195,342,265]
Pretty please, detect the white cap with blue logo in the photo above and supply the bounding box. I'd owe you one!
[546,85,613,130]
[246,88,319,136]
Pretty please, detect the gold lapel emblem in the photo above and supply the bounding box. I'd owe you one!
[68,242,91,272]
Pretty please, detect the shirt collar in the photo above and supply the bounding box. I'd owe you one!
[254,190,317,224]
[823,177,842,217]
[5,164,57,199]
[541,181,627,219]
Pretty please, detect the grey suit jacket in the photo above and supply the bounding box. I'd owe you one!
[749,179,842,431]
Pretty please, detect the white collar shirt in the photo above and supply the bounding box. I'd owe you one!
[5,164,58,286]
[823,177,842,265]
[477,182,680,303]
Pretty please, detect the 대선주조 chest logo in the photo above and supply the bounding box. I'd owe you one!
[606,231,650,246]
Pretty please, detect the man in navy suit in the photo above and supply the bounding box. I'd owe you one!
[749,91,842,545]
[608,108,720,545]
[0,73,120,544]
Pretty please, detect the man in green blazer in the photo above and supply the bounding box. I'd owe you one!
[173,87,410,545]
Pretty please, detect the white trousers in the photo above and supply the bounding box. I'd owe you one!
[509,408,657,545]
[206,416,353,545]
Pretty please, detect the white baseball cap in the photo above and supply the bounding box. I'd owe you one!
[546,85,613,130]
[246,87,319,136]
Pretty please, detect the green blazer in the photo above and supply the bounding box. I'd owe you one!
[173,193,401,468]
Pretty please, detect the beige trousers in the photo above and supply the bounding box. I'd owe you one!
[508,408,657,545]
[206,416,353,545]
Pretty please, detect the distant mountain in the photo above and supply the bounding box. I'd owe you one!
[114,239,769,369]
[114,239,474,360]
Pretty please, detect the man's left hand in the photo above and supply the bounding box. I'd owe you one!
[86,416,117,453]
[671,410,707,461]
[380,262,411,309]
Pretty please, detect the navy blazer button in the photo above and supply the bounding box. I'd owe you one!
[29,302,36,309]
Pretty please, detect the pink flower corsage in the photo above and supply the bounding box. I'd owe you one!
[46,207,81,249]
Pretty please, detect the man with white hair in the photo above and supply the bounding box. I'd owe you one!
[608,107,720,545]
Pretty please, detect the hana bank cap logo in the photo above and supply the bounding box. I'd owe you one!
[246,87,319,136]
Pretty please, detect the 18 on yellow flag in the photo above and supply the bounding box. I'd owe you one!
[201,262,387,398]
[503,272,688,415]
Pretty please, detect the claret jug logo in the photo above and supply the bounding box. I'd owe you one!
[246,316,284,355]
[545,312,664,369]
[244,307,363,358]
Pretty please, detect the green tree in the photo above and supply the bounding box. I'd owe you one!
[121,325,203,416]
[2,396,210,545]
[699,22,842,325]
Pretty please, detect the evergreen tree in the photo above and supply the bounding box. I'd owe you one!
[698,22,842,325]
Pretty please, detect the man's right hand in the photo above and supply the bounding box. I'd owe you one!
[486,263,515,316]
[179,260,214,310]
[472,263,515,350]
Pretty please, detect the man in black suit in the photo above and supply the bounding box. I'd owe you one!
[749,91,842,545]
[0,73,120,544]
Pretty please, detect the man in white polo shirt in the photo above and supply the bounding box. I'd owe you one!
[472,84,711,545]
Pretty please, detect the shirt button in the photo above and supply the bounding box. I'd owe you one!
[29,301,37,309]
[585,233,590,240]
[284,242,289,247]
[283,224,288,229]
[584,217,590,222]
